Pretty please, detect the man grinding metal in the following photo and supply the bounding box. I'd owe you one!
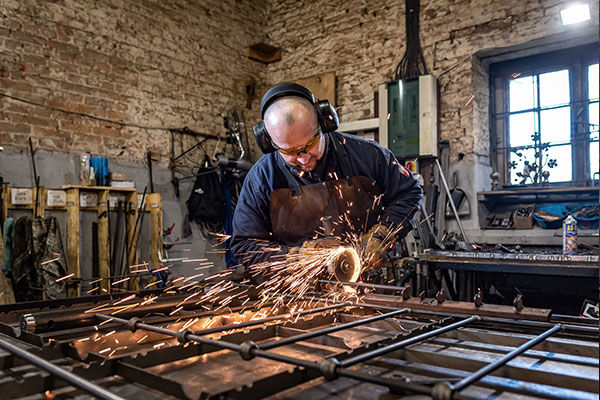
[230,83,422,279]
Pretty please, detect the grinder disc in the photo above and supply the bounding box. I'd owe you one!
[333,248,360,282]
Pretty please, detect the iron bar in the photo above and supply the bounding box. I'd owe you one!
[93,311,447,397]
[95,312,320,367]
[0,335,126,400]
[318,279,410,294]
[193,303,346,336]
[336,368,433,397]
[384,357,594,400]
[447,324,562,394]
[260,308,410,350]
[340,316,478,368]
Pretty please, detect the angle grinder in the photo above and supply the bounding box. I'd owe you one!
[326,247,361,292]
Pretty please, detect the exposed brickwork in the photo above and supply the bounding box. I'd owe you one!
[1,0,598,167]
[266,0,599,162]
[0,0,267,165]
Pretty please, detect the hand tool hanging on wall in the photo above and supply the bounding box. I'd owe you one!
[111,200,123,277]
[117,201,132,282]
[28,138,40,218]
[435,158,469,243]
[125,187,147,276]
[91,222,99,292]
[147,151,155,193]
[0,176,5,227]
[435,141,449,243]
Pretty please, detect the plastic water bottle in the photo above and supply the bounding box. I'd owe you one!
[562,214,577,255]
[80,153,90,183]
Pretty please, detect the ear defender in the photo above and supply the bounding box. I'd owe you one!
[253,83,339,154]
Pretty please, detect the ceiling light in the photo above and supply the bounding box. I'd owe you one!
[560,3,591,25]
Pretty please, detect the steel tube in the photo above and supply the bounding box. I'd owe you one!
[318,280,409,293]
[340,316,478,367]
[449,324,562,393]
[0,335,126,400]
[260,308,410,350]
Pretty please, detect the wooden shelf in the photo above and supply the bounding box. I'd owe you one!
[478,186,598,205]
[62,185,136,191]
[2,185,164,297]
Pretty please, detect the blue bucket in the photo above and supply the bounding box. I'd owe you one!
[533,204,569,229]
[571,203,599,230]
[90,157,109,186]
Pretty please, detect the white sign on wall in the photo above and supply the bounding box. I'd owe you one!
[11,188,33,205]
[109,193,125,208]
[79,192,98,207]
[47,190,67,207]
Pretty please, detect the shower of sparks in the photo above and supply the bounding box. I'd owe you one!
[75,196,418,359]
[55,273,74,282]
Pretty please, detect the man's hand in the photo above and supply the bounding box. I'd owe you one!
[231,265,247,282]
[360,224,392,268]
[301,236,341,249]
[287,236,342,261]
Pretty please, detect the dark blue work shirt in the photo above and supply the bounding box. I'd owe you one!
[231,131,423,266]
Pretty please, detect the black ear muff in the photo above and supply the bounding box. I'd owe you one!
[315,100,339,133]
[255,82,340,154]
[253,120,277,154]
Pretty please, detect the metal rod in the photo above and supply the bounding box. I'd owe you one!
[0,335,126,400]
[94,313,321,370]
[126,187,147,276]
[260,308,410,350]
[435,158,468,242]
[193,303,346,336]
[336,368,433,397]
[318,279,409,293]
[448,324,562,393]
[93,312,444,398]
[28,138,40,217]
[340,316,478,367]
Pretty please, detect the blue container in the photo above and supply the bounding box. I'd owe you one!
[90,157,109,186]
[571,203,599,230]
[533,204,569,229]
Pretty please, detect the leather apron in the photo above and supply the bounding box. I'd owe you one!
[269,137,382,244]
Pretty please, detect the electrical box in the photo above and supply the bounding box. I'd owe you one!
[383,75,438,158]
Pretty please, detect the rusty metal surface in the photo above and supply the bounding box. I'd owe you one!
[363,293,553,321]
[0,292,596,400]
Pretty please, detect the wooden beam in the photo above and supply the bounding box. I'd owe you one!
[97,190,110,292]
[65,188,80,297]
[148,193,163,274]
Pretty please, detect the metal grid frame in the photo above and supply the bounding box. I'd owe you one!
[0,290,597,400]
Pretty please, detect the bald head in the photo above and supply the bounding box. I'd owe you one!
[263,95,324,171]
[264,96,318,138]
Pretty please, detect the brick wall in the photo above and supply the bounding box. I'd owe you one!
[266,0,599,162]
[0,0,267,165]
[1,0,598,166]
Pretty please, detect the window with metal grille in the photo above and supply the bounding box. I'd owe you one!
[490,43,599,186]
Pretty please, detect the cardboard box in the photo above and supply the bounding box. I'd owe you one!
[109,172,127,181]
[514,204,534,230]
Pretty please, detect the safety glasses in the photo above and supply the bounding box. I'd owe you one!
[275,130,321,156]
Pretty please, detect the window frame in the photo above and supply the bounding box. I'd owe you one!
[489,43,599,187]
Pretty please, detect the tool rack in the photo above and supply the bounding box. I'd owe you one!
[1,184,164,295]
